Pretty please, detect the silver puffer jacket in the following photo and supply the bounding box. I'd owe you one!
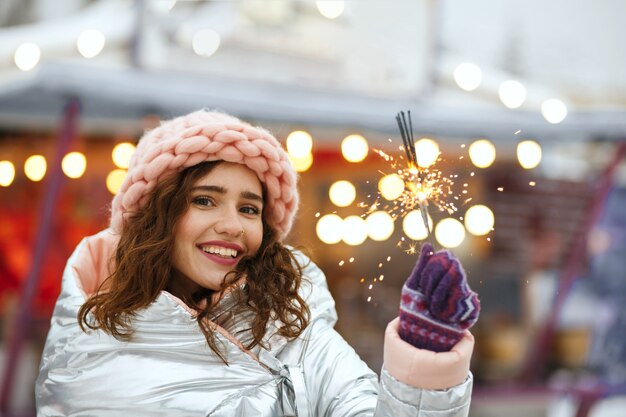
[36,230,472,416]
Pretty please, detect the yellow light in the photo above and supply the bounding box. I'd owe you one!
[435,218,466,248]
[378,173,405,201]
[286,131,313,158]
[402,209,433,240]
[192,29,220,57]
[517,140,542,169]
[316,1,345,19]
[106,169,128,195]
[289,153,313,172]
[415,138,440,168]
[342,215,368,246]
[61,152,87,179]
[366,211,394,241]
[453,62,482,91]
[541,99,568,124]
[112,142,136,169]
[0,161,16,187]
[14,43,41,71]
[341,134,368,163]
[468,139,496,168]
[316,214,344,244]
[24,155,47,182]
[329,180,356,207]
[498,80,527,109]
[464,205,494,236]
[77,29,106,58]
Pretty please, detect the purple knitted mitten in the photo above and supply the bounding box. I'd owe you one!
[399,243,480,352]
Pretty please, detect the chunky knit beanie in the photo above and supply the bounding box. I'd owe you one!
[110,110,299,240]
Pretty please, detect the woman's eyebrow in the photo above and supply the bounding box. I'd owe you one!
[191,185,262,203]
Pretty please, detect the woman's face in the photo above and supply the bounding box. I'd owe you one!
[171,162,264,294]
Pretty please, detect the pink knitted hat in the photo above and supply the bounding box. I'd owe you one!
[110,110,299,240]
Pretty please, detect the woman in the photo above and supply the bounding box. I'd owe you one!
[36,110,478,416]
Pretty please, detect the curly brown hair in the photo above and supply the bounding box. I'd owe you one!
[78,161,310,362]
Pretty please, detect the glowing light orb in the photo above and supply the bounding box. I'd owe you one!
[316,214,344,244]
[469,139,496,168]
[342,215,368,246]
[24,155,47,182]
[112,142,136,169]
[106,169,127,195]
[329,180,356,207]
[453,63,482,91]
[366,211,394,241]
[192,29,220,57]
[464,205,494,236]
[517,140,542,169]
[77,29,106,58]
[316,1,345,19]
[62,152,87,179]
[286,131,313,158]
[402,209,433,241]
[415,138,440,168]
[341,134,368,163]
[541,99,568,124]
[0,161,16,186]
[498,80,527,109]
[378,173,405,201]
[14,43,41,71]
[435,218,465,248]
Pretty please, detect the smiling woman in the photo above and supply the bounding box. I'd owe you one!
[36,110,477,417]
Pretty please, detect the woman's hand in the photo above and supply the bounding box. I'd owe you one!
[384,317,475,389]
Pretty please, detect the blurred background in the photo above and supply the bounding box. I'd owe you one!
[1,1,625,416]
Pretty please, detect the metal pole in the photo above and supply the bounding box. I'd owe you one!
[0,98,81,414]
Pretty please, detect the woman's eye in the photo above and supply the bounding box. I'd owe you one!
[192,196,213,207]
[240,206,260,215]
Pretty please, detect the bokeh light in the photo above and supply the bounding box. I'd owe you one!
[14,43,41,71]
[286,130,313,158]
[192,29,221,57]
[517,140,542,169]
[329,180,356,207]
[77,29,106,58]
[342,215,368,246]
[61,152,87,179]
[366,211,394,241]
[415,138,440,168]
[106,169,127,195]
[341,134,368,163]
[541,99,568,124]
[469,139,496,168]
[498,80,527,109]
[112,142,136,169]
[453,62,482,91]
[316,214,344,244]
[316,1,345,19]
[24,155,47,182]
[435,218,466,248]
[378,173,405,201]
[464,205,494,236]
[0,161,16,186]
[402,209,433,241]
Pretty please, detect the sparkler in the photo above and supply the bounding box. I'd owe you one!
[395,110,437,248]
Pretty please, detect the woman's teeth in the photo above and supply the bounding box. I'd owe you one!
[201,246,238,258]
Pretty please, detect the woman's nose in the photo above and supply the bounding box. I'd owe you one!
[214,208,244,236]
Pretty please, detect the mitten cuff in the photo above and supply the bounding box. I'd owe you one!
[399,285,465,352]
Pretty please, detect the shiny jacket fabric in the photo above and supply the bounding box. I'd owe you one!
[36,230,473,416]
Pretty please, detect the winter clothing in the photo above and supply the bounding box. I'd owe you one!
[399,243,480,352]
[110,110,298,240]
[36,230,473,416]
